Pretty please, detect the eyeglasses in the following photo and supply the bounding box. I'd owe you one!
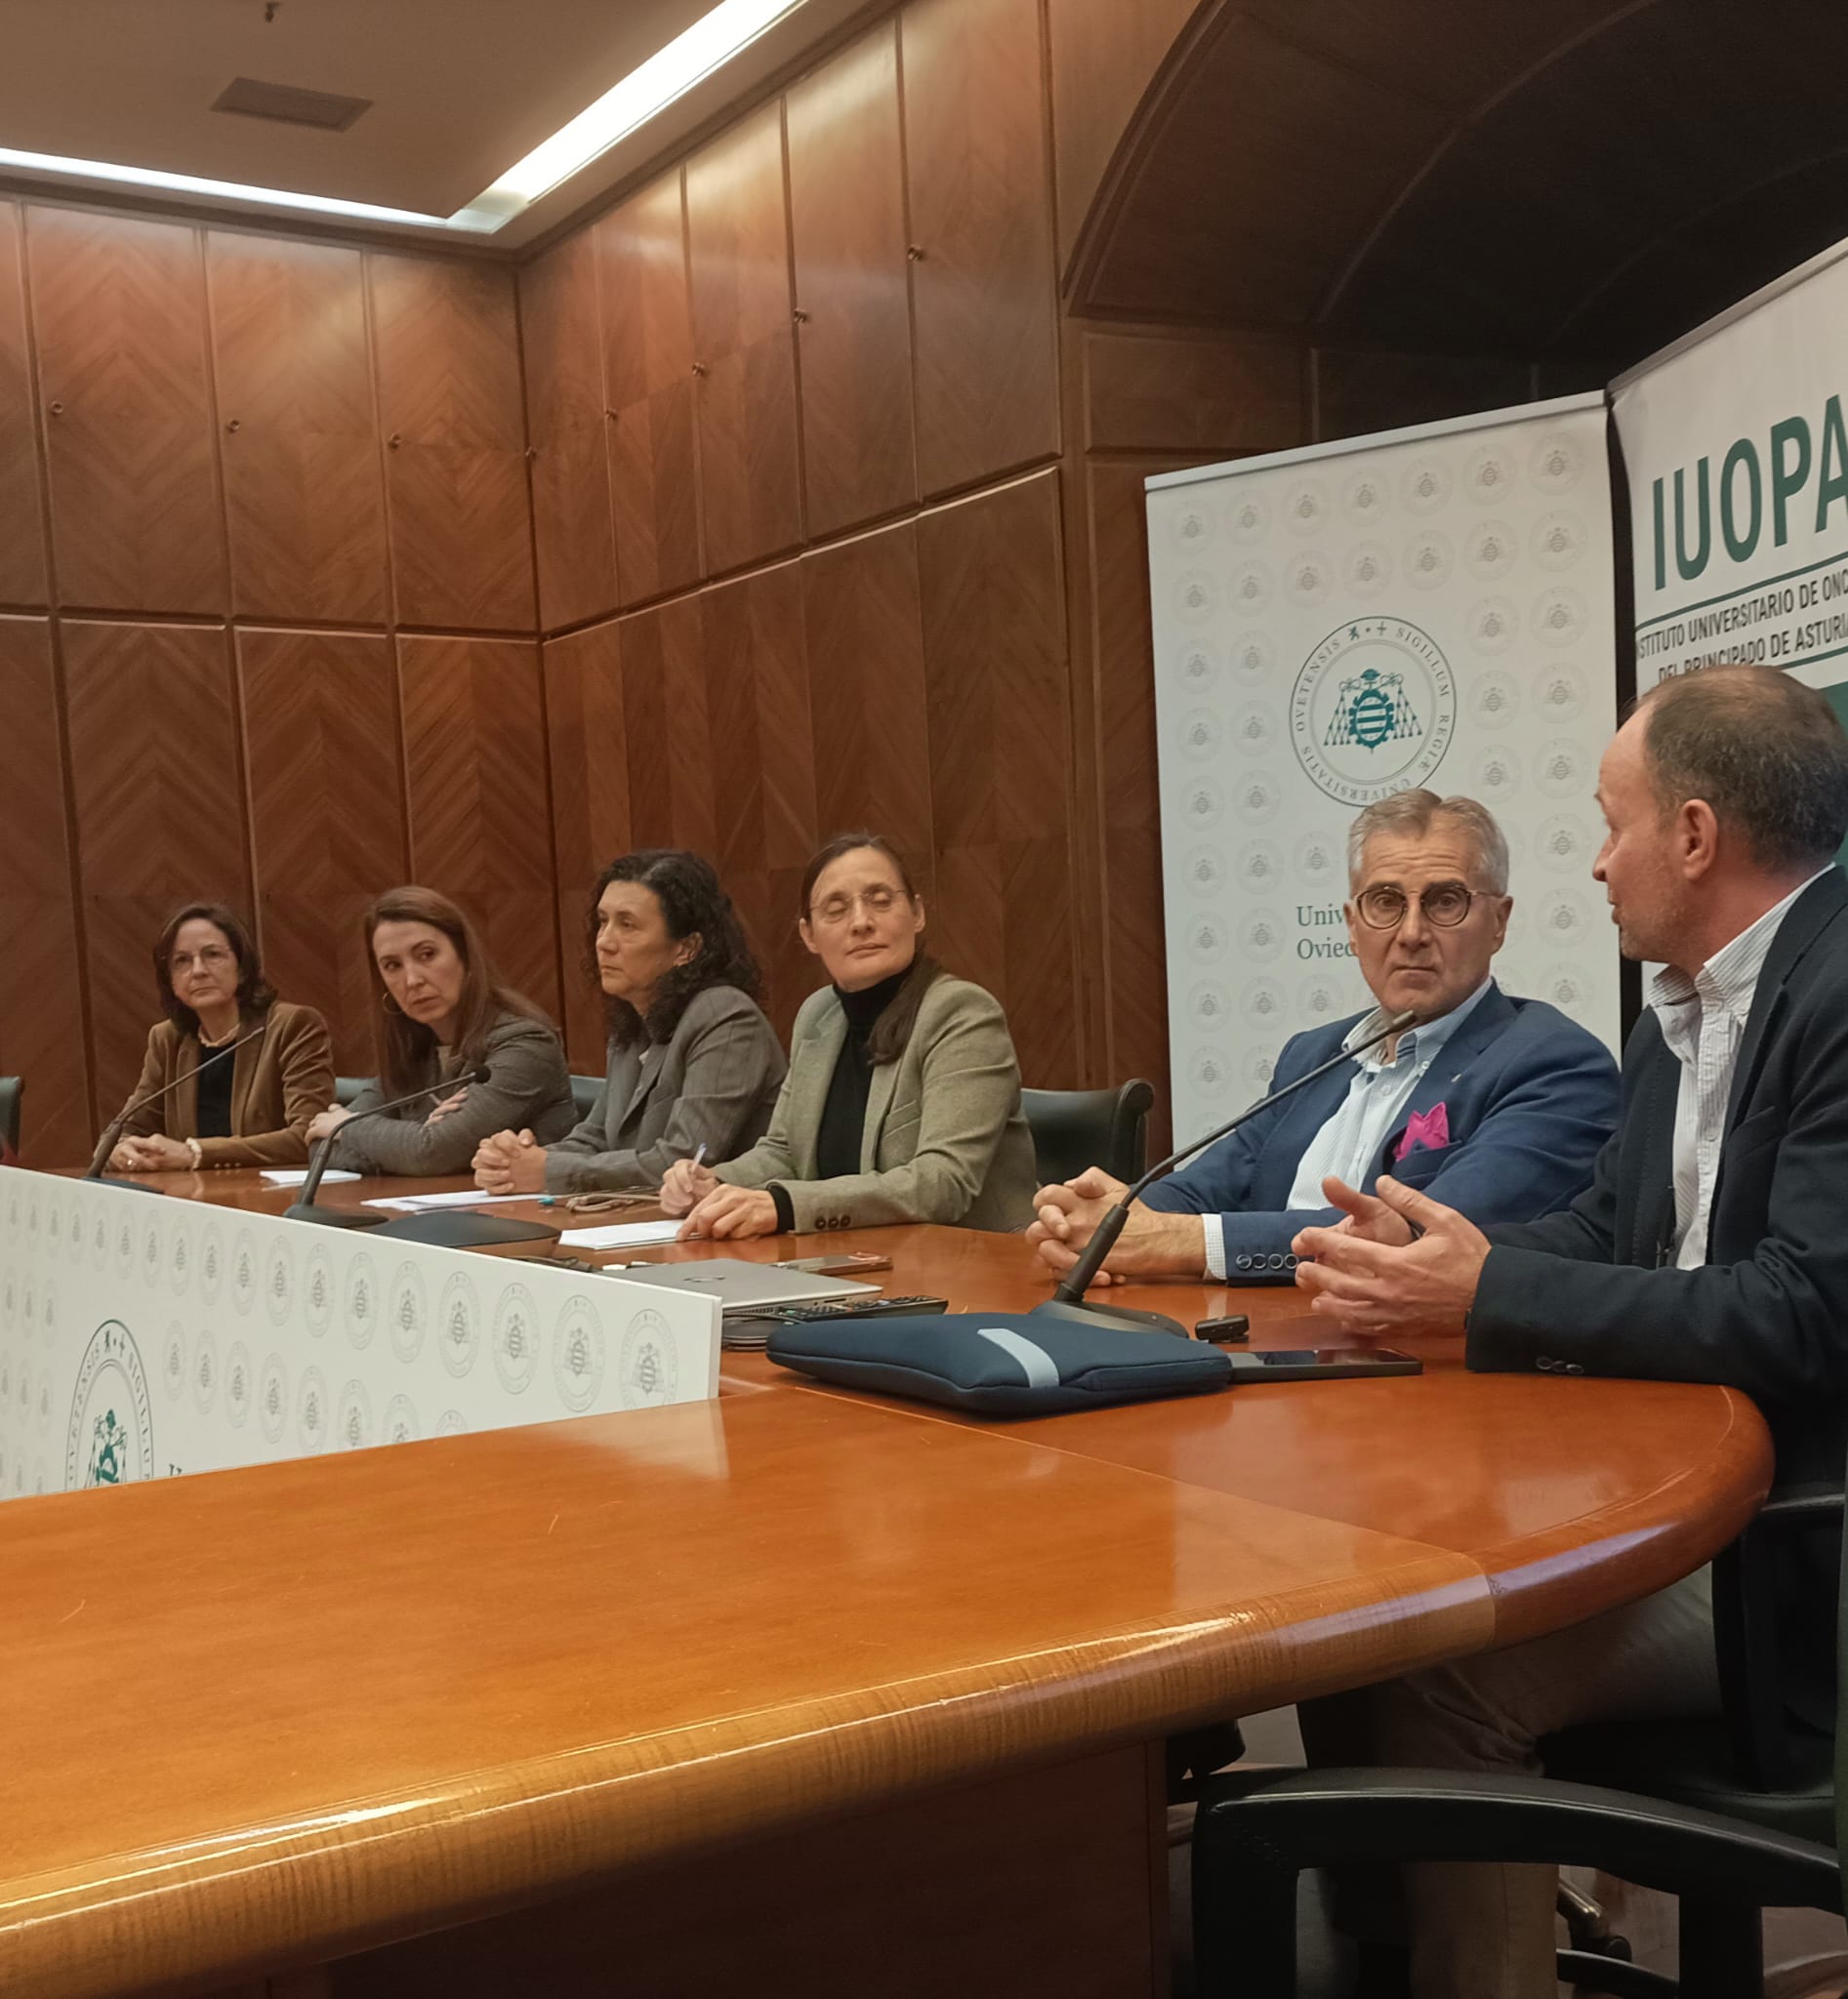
[808,886,905,927]
[169,947,235,973]
[1353,882,1484,930]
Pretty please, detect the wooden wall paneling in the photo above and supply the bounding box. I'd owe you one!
[542,621,629,1068]
[521,230,618,633]
[917,471,1078,1086]
[596,173,702,607]
[0,617,90,1162]
[698,561,813,1038]
[685,102,803,577]
[1312,347,1536,444]
[901,0,1059,498]
[236,631,406,1077]
[1083,328,1305,456]
[370,257,536,632]
[786,25,918,539]
[62,620,250,1117]
[0,206,46,608]
[26,207,226,615]
[614,593,714,858]
[206,234,390,626]
[397,636,560,1024]
[801,521,931,888]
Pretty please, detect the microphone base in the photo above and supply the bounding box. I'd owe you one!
[84,1175,167,1195]
[283,1202,389,1229]
[1030,1297,1190,1339]
[371,1212,560,1251]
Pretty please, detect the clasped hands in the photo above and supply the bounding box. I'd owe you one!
[1028,1167,1489,1340]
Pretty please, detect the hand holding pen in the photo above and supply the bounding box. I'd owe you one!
[657,1142,718,1217]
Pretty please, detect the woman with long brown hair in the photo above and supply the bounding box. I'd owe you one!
[660,833,1035,1237]
[306,887,575,1177]
[106,901,333,1171]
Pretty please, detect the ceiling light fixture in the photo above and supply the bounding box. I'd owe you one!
[477,0,804,208]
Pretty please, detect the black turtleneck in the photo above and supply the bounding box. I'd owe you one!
[768,969,908,1231]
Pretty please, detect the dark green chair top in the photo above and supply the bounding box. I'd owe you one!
[333,1077,370,1110]
[1021,1080,1156,1189]
[0,1075,20,1157]
[569,1074,602,1122]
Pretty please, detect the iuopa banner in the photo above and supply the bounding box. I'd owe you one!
[1145,395,1621,1148]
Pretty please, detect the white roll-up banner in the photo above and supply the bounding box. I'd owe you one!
[1614,237,1848,727]
[1145,394,1621,1149]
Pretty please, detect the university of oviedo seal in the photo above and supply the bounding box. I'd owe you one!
[65,1321,154,1489]
[1291,618,1458,805]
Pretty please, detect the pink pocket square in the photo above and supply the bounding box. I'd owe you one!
[1392,1103,1450,1164]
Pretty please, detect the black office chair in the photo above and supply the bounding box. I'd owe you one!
[569,1074,601,1122]
[334,1077,369,1109]
[1190,1487,1846,1999]
[1021,1079,1156,1188]
[0,1075,21,1157]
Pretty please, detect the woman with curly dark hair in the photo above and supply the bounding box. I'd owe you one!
[472,850,785,1195]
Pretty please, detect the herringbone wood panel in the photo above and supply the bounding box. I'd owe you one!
[370,256,536,632]
[62,619,250,1116]
[521,231,617,632]
[238,629,406,1076]
[398,636,560,1025]
[206,233,390,626]
[918,471,1079,1084]
[686,103,802,577]
[787,26,918,539]
[542,621,628,1066]
[598,174,703,605]
[902,0,1060,497]
[26,206,227,615]
[0,617,89,1162]
[0,206,45,608]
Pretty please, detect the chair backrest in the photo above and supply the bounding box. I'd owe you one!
[1020,1080,1156,1189]
[334,1077,370,1110]
[0,1075,21,1157]
[569,1074,601,1122]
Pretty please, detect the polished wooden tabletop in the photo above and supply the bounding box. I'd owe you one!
[1,1168,1773,1998]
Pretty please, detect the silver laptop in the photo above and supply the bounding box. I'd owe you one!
[606,1258,882,1316]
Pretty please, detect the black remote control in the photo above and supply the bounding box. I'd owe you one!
[767,1294,950,1322]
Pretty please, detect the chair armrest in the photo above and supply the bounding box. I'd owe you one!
[1193,1766,1840,1913]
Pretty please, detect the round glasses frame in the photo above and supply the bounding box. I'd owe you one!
[1352,882,1485,930]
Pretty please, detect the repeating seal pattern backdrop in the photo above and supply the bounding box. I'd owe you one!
[1148,397,1622,1147]
[0,1173,721,1504]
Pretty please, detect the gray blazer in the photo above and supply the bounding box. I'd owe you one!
[545,985,786,1193]
[334,1011,577,1177]
[716,974,1037,1233]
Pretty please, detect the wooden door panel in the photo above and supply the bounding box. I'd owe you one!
[598,175,702,605]
[62,620,248,1115]
[237,630,405,1077]
[207,233,390,627]
[397,636,559,1023]
[902,0,1059,496]
[918,470,1077,1084]
[686,103,801,576]
[0,617,89,1162]
[616,594,713,859]
[370,257,535,632]
[543,621,628,1067]
[787,25,917,538]
[522,231,617,632]
[27,208,226,615]
[0,207,45,608]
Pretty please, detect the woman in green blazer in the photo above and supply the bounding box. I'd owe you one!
[661,834,1036,1238]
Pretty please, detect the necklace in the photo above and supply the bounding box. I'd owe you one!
[197,1019,241,1048]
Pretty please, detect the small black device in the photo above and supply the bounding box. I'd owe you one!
[769,1294,950,1323]
[1225,1347,1420,1381]
[1193,1313,1250,1343]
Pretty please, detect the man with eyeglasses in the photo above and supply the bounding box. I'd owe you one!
[1028,790,1620,1289]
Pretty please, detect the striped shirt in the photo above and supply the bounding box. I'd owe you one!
[1648,869,1827,1270]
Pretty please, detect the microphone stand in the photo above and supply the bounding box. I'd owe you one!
[86,1021,270,1188]
[283,1068,493,1229]
[1031,1007,1417,1337]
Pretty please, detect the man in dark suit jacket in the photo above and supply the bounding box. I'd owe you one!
[1028,792,1619,1288]
[1293,665,1848,1999]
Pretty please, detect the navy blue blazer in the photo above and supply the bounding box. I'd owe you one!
[1143,983,1621,1284]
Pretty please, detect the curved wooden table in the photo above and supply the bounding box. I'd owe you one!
[0,1172,1772,1999]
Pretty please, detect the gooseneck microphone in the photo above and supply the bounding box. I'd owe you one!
[1032,1008,1418,1337]
[284,1067,493,1228]
[86,1021,271,1182]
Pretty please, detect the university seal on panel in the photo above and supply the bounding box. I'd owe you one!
[65,1321,154,1490]
[1290,618,1457,805]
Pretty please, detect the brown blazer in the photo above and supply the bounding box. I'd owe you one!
[117,1002,335,1168]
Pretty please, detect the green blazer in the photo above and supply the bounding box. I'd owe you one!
[716,974,1036,1233]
